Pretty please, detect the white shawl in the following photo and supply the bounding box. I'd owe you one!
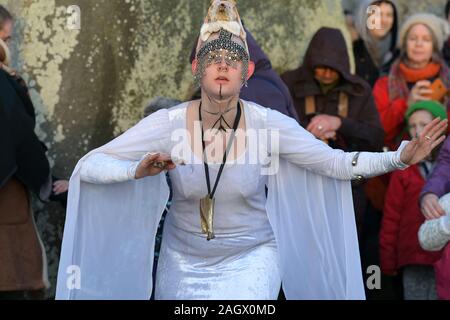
[56,101,365,300]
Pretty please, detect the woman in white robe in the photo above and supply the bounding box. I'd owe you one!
[55,4,448,300]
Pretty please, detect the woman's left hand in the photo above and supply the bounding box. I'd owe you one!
[400,117,448,165]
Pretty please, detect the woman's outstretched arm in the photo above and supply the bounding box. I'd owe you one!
[80,153,139,184]
[267,108,447,180]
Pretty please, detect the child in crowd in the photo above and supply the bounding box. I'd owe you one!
[380,101,447,300]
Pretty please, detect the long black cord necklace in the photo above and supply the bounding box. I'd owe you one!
[198,100,242,240]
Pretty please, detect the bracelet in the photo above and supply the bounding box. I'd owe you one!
[352,152,361,166]
[351,152,364,181]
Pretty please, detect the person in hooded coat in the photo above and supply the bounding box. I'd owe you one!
[281,27,385,238]
[353,0,400,87]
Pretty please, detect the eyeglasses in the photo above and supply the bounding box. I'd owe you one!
[205,49,242,69]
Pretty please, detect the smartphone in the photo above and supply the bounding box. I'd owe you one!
[429,78,448,101]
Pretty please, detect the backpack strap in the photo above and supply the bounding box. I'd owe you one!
[338,92,348,118]
[305,95,315,115]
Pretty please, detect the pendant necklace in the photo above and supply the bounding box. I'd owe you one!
[199,100,242,240]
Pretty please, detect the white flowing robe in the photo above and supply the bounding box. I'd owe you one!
[56,101,367,300]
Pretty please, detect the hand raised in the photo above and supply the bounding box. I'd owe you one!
[400,118,448,165]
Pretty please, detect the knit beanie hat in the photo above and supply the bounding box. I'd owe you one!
[398,13,450,52]
[405,100,448,123]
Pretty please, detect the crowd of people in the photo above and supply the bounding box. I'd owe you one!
[347,1,450,300]
[1,0,450,300]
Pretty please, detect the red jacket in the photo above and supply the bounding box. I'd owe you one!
[380,165,442,275]
[374,76,450,150]
[373,76,408,150]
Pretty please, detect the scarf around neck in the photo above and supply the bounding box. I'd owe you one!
[365,32,393,68]
[399,62,441,83]
[388,59,450,101]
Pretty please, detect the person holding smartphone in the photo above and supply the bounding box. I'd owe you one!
[373,13,450,151]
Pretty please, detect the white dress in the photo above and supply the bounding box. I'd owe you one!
[155,125,280,299]
[56,101,408,300]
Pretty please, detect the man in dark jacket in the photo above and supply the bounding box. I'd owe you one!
[281,27,385,238]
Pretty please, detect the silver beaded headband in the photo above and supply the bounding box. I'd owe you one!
[194,28,249,88]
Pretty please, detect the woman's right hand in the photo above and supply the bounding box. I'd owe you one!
[135,153,176,179]
[408,80,433,105]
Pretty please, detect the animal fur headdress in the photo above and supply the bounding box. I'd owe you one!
[198,0,248,55]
